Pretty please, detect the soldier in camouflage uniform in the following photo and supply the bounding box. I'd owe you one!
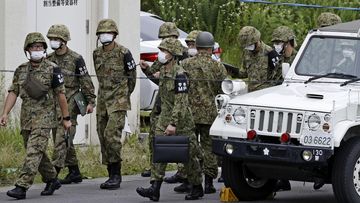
[0,32,71,199]
[136,38,203,201]
[93,19,137,190]
[185,30,202,57]
[270,26,297,84]
[317,12,342,28]
[238,26,273,92]
[180,31,228,194]
[46,24,96,184]
[140,22,187,183]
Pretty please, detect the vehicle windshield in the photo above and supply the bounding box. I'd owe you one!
[296,36,360,78]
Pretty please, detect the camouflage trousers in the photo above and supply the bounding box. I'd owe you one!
[16,129,57,189]
[52,124,78,168]
[196,124,218,178]
[97,110,126,165]
[146,110,160,170]
[151,129,203,185]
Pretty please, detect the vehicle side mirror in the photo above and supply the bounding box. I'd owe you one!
[282,63,290,78]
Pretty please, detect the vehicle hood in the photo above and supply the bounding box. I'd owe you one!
[230,82,354,112]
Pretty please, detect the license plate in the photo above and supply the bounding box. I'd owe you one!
[301,135,332,147]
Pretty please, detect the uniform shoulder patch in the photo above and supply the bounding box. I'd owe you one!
[75,56,88,76]
[174,74,188,94]
[52,67,64,88]
[123,51,136,71]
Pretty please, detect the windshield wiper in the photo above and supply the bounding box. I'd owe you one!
[304,72,357,84]
[340,77,360,86]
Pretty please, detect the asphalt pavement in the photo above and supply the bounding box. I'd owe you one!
[0,171,337,203]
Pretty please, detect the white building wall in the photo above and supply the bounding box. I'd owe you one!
[0,0,140,145]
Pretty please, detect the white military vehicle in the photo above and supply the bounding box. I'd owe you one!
[210,20,360,203]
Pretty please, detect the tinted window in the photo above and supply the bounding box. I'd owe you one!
[296,37,360,77]
[140,15,187,41]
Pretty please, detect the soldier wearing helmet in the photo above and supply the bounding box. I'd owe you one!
[238,26,273,92]
[179,31,228,195]
[1,32,71,199]
[185,30,201,56]
[137,38,204,201]
[46,24,96,185]
[269,26,298,84]
[317,12,342,28]
[93,19,137,190]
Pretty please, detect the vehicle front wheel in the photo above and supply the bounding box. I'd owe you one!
[222,157,277,201]
[332,137,360,203]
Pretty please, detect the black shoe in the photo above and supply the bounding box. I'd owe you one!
[174,181,191,193]
[164,172,186,184]
[141,169,151,177]
[313,178,325,190]
[7,186,26,199]
[204,175,216,194]
[217,176,224,183]
[136,180,162,202]
[100,165,112,189]
[185,184,204,200]
[60,166,82,184]
[275,180,291,191]
[100,162,121,190]
[40,179,61,196]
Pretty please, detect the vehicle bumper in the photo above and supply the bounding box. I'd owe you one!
[212,137,334,165]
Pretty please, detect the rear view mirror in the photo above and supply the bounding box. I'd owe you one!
[282,63,290,78]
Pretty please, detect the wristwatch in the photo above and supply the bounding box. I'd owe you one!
[63,116,71,121]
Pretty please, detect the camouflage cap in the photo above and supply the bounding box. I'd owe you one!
[238,26,261,48]
[158,38,183,56]
[185,30,201,42]
[47,24,71,41]
[271,26,295,42]
[96,19,119,35]
[24,32,47,50]
[158,22,179,38]
[196,31,215,48]
[317,12,342,27]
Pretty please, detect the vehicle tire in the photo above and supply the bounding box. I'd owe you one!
[332,136,360,203]
[222,157,277,200]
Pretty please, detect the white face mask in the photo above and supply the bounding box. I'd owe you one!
[274,43,284,54]
[343,49,354,58]
[158,51,169,64]
[244,44,255,51]
[211,54,220,62]
[30,51,46,61]
[99,33,114,44]
[188,48,198,56]
[50,40,62,50]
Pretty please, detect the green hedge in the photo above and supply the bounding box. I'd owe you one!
[142,0,360,67]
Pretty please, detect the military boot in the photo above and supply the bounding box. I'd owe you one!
[275,179,291,191]
[141,169,151,177]
[60,165,82,184]
[7,186,26,199]
[164,172,186,184]
[185,184,204,200]
[204,175,216,194]
[40,179,61,196]
[100,165,112,189]
[174,179,191,193]
[313,178,325,190]
[100,162,121,189]
[136,180,162,202]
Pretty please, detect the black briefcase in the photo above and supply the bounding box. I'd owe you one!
[153,135,189,163]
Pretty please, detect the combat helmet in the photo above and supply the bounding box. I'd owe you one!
[96,19,119,35]
[24,32,47,50]
[158,22,179,38]
[317,12,342,27]
[47,24,71,41]
[185,30,201,42]
[158,38,183,56]
[238,26,261,48]
[196,31,215,48]
[271,26,295,42]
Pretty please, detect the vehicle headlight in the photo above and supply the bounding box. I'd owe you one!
[221,79,247,95]
[308,114,321,130]
[233,107,246,124]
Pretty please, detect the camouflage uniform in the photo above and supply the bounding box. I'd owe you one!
[8,33,65,190]
[93,19,136,167]
[317,12,342,28]
[238,26,273,92]
[46,24,96,170]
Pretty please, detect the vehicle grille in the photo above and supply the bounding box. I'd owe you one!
[248,108,304,136]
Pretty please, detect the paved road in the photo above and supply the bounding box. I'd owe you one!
[0,172,337,203]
